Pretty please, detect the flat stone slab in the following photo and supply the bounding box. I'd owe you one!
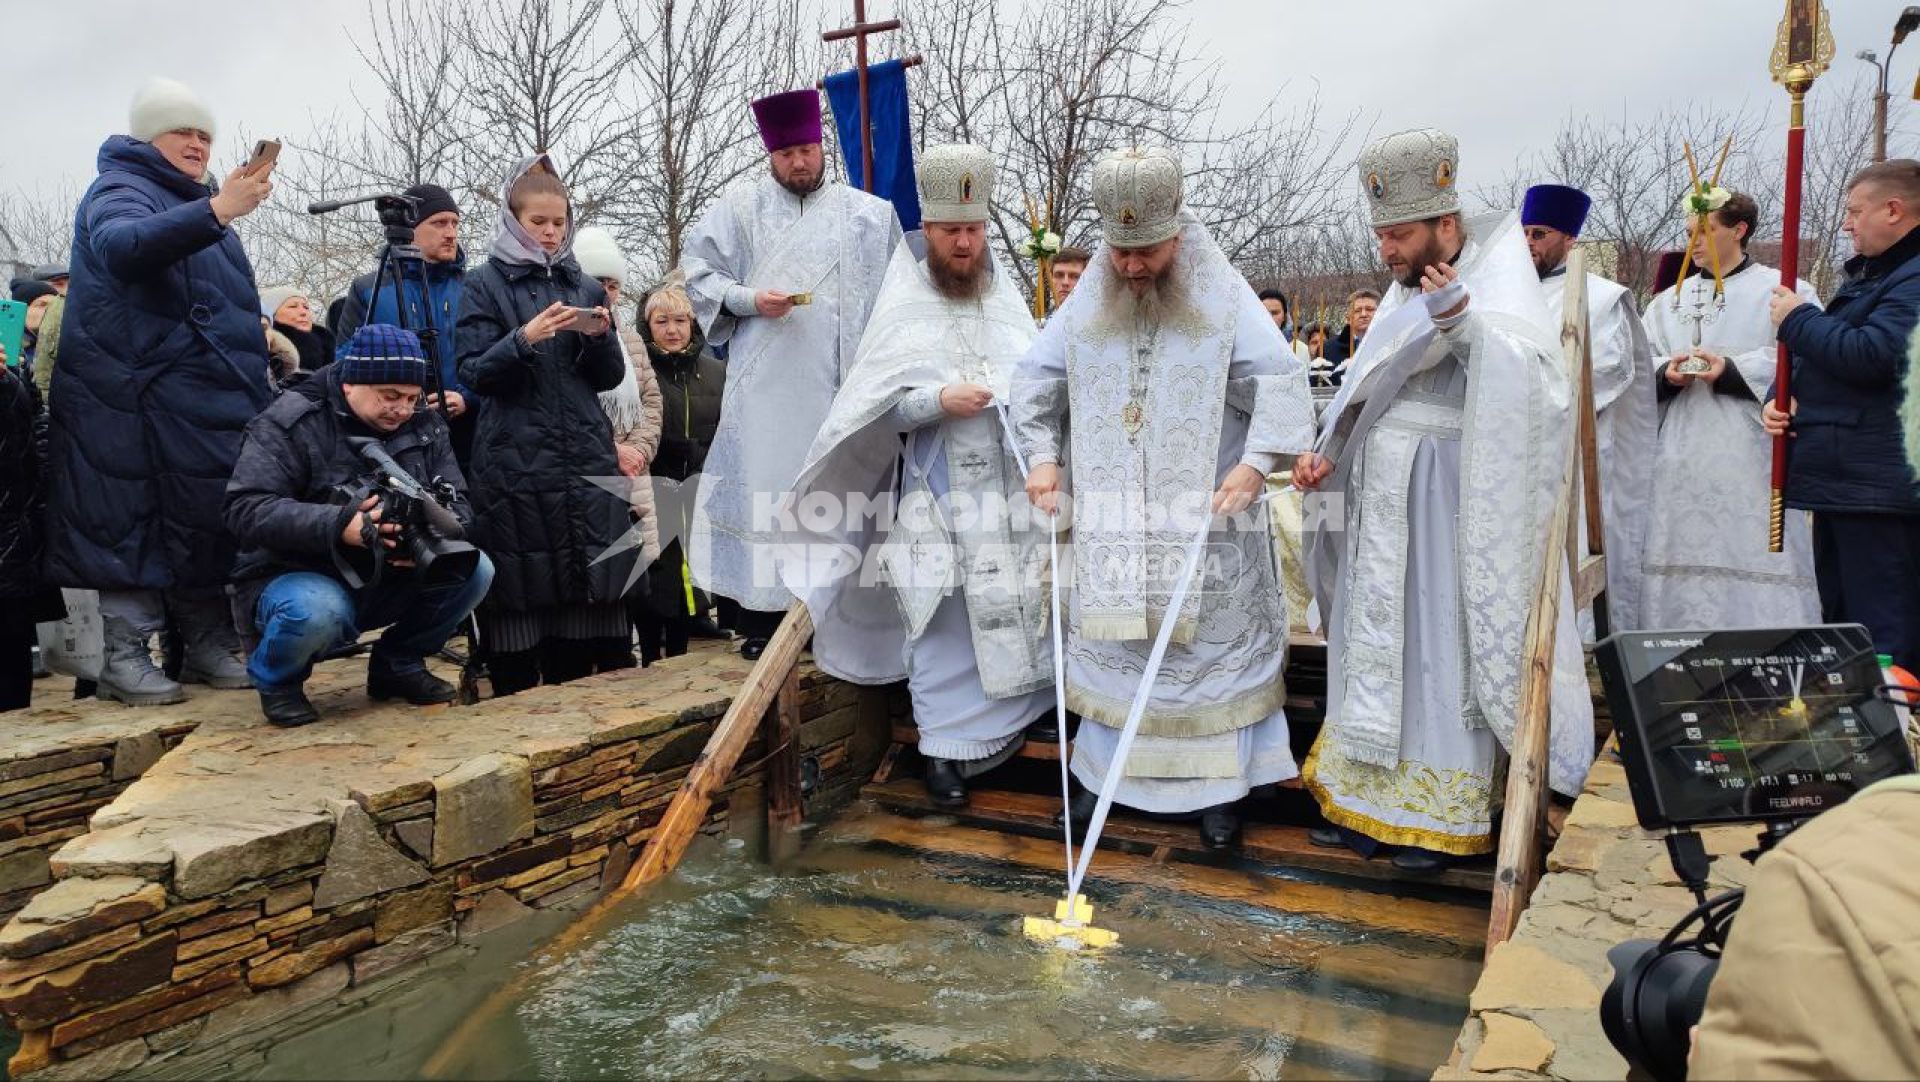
[31,648,773,904]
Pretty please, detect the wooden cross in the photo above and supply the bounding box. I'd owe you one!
[822,0,913,193]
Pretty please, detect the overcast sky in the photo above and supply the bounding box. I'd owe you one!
[4,0,1916,198]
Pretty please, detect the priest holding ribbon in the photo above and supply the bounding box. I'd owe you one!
[681,88,901,658]
[1012,147,1316,849]
[782,143,1055,810]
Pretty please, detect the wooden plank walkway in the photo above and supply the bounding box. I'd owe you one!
[863,778,1495,894]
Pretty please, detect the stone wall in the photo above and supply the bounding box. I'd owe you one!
[0,716,193,924]
[0,653,895,1079]
[1437,752,1755,1080]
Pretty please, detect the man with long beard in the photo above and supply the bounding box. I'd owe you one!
[1294,129,1595,872]
[784,144,1053,808]
[681,88,901,659]
[1012,146,1316,849]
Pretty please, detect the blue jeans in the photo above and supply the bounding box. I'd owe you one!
[247,556,494,689]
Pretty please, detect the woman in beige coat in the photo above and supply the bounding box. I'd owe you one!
[574,228,663,567]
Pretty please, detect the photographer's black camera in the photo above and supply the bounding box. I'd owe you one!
[1591,624,1915,1080]
[338,439,478,587]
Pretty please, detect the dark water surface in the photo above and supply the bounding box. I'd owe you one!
[426,810,1481,1081]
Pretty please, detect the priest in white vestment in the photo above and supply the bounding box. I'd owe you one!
[681,88,902,657]
[1295,129,1596,872]
[1641,190,1821,629]
[781,144,1053,810]
[1012,147,1317,849]
[1523,183,1658,635]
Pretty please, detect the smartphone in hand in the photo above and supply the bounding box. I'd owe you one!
[243,139,282,177]
[561,307,609,335]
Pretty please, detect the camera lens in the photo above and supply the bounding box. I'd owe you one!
[1601,939,1720,1082]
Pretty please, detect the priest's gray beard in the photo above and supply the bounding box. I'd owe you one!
[927,248,988,300]
[1088,259,1203,340]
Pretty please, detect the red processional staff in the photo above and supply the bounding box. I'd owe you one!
[1769,0,1835,551]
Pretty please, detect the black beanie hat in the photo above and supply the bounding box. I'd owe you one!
[9,279,56,305]
[404,183,460,224]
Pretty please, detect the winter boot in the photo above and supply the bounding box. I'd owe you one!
[96,607,186,707]
[172,591,253,690]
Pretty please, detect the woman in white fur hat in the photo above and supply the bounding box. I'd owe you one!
[44,76,276,707]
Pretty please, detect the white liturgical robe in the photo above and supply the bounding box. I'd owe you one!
[1011,214,1317,813]
[1641,262,1822,630]
[1304,212,1597,855]
[681,175,901,612]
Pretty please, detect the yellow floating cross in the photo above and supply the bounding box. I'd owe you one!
[1022,893,1119,951]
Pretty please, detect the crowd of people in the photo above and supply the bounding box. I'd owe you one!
[4,74,1920,874]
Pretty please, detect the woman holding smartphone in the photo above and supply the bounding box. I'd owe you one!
[456,154,641,695]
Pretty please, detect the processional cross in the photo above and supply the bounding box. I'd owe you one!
[822,1,922,194]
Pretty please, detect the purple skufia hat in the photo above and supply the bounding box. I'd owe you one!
[752,89,824,152]
[1521,183,1593,238]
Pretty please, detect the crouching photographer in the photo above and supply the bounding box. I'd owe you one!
[223,324,492,727]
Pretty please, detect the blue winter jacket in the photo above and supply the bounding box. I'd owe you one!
[1777,225,1920,515]
[331,251,470,399]
[45,136,274,591]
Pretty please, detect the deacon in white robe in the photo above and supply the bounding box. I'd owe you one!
[781,144,1053,809]
[1297,130,1596,870]
[1641,192,1821,629]
[1012,147,1317,848]
[681,88,901,651]
[1524,184,1659,634]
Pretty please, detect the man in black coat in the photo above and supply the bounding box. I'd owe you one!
[1765,160,1920,669]
[224,325,492,726]
[1322,288,1379,380]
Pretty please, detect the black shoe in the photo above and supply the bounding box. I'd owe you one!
[1053,787,1100,831]
[368,667,458,705]
[924,757,968,810]
[1199,805,1241,850]
[1308,826,1347,849]
[740,637,770,661]
[687,616,728,640]
[1024,714,1060,744]
[1391,847,1453,875]
[259,685,320,728]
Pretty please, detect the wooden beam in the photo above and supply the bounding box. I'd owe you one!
[846,813,1488,947]
[1574,257,1611,638]
[1487,252,1588,952]
[1573,553,1608,609]
[863,779,1495,893]
[624,601,815,890]
[764,665,805,863]
[422,602,816,1078]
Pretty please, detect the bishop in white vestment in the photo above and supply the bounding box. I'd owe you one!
[782,144,1053,809]
[1297,130,1596,870]
[1012,147,1317,848]
[681,88,901,652]
[1524,184,1658,634]
[1641,192,1821,629]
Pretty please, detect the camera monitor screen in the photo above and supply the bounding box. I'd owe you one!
[1595,625,1915,830]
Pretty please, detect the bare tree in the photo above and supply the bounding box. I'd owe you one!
[1473,105,1776,300]
[236,116,392,306]
[0,181,81,270]
[616,0,769,277]
[451,0,640,222]
[904,0,1364,300]
[348,0,468,191]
